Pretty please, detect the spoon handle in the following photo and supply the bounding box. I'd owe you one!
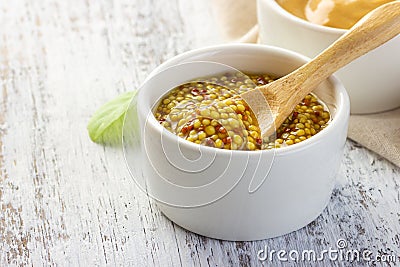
[266,1,400,108]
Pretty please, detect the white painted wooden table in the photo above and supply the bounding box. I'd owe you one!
[0,0,399,266]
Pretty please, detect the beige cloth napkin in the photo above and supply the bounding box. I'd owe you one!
[212,0,400,167]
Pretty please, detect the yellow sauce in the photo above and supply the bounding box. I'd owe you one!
[276,0,395,29]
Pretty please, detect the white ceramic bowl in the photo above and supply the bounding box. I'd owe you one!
[257,0,400,114]
[134,44,349,241]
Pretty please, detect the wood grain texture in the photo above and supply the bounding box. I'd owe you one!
[0,0,399,266]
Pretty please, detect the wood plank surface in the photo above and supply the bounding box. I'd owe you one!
[0,0,399,266]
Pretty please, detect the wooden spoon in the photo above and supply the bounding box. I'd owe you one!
[241,1,400,139]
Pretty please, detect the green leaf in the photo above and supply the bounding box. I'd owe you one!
[87,91,137,145]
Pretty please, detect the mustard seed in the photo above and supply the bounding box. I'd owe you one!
[154,72,330,151]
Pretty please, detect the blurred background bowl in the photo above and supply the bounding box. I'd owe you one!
[257,0,400,114]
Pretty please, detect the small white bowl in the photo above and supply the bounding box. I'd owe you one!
[257,0,400,114]
[134,44,349,241]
